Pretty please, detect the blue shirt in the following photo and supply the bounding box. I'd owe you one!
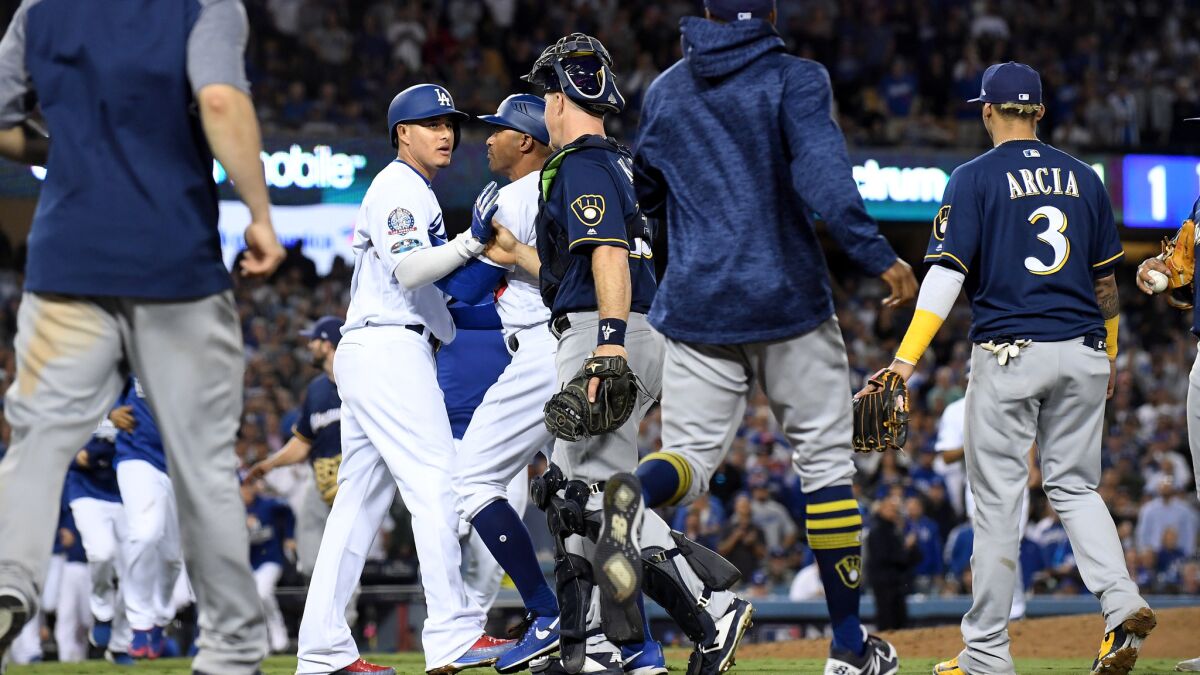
[65,433,121,504]
[437,302,511,439]
[907,515,943,577]
[115,377,167,473]
[246,495,295,569]
[634,18,897,344]
[294,374,341,463]
[0,0,251,299]
[535,135,657,318]
[924,140,1123,343]
[945,523,974,577]
[56,500,87,564]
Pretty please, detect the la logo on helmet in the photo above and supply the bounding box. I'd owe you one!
[436,89,451,107]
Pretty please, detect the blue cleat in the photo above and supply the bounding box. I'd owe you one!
[89,619,112,649]
[620,640,667,675]
[427,634,514,674]
[129,629,152,658]
[496,616,561,673]
[106,650,136,666]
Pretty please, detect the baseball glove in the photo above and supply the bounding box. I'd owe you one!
[852,369,909,453]
[1160,218,1196,310]
[313,454,342,505]
[544,355,639,442]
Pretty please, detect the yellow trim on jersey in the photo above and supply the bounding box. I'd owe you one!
[806,499,859,515]
[568,237,629,249]
[292,427,314,443]
[896,309,947,365]
[923,251,969,274]
[806,514,863,530]
[1104,315,1119,361]
[640,452,692,505]
[1092,251,1124,268]
[807,531,862,550]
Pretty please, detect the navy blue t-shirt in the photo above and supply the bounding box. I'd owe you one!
[437,302,511,439]
[536,136,657,318]
[65,432,121,504]
[246,494,295,569]
[925,140,1123,342]
[115,377,167,473]
[293,374,341,463]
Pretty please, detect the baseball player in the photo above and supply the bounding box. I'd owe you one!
[111,376,185,660]
[65,420,134,663]
[865,62,1153,675]
[629,3,914,673]
[51,501,90,663]
[489,33,747,675]
[295,83,513,675]
[1134,176,1200,673]
[241,477,296,654]
[0,1,284,672]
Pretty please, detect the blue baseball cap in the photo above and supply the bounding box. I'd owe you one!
[704,0,776,21]
[299,315,344,346]
[478,94,549,146]
[968,62,1042,105]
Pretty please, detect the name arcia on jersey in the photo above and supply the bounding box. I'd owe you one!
[308,409,340,435]
[1005,168,1080,200]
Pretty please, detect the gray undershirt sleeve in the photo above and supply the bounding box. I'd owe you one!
[187,0,251,95]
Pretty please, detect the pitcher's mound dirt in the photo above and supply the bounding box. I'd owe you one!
[739,606,1199,660]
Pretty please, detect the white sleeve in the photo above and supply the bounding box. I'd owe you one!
[934,402,966,452]
[487,187,523,271]
[916,264,966,320]
[393,230,485,290]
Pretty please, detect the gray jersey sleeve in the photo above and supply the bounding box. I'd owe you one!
[187,0,250,95]
[0,1,35,129]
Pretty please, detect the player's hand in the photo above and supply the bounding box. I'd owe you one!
[240,221,286,278]
[59,528,76,550]
[490,223,519,253]
[243,461,270,484]
[1135,258,1170,295]
[75,449,90,468]
[109,405,136,432]
[1107,359,1116,400]
[588,344,628,403]
[284,538,297,562]
[880,258,918,307]
[470,182,500,243]
[853,361,914,399]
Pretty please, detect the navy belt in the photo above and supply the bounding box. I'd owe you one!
[404,324,441,351]
[550,315,571,340]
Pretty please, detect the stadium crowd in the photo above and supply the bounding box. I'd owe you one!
[243,0,1200,151]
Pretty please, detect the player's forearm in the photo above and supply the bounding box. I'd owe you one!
[197,84,270,223]
[0,124,47,165]
[592,245,631,322]
[1094,273,1119,360]
[267,436,312,469]
[895,265,965,366]
[512,243,541,278]
[941,448,964,464]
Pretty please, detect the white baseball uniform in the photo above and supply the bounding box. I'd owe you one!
[297,160,484,674]
[452,171,557,525]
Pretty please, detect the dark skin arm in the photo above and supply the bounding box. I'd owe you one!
[1094,273,1118,400]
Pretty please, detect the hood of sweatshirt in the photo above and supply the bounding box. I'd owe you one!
[680,16,785,79]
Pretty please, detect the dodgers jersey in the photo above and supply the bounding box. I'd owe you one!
[344,160,455,343]
[65,420,121,504]
[488,171,552,331]
[925,140,1123,343]
[115,376,167,473]
[246,494,295,569]
[293,373,341,463]
[437,301,512,439]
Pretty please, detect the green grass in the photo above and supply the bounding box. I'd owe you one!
[5,655,1192,674]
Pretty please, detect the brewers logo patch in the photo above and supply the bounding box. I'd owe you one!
[571,195,606,227]
[933,205,950,241]
[835,554,862,589]
[388,207,417,236]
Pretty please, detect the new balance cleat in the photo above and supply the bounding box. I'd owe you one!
[496,615,560,673]
[1092,607,1156,675]
[595,473,645,644]
[687,598,754,674]
[824,630,898,675]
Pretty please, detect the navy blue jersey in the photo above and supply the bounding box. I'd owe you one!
[294,374,341,463]
[114,377,167,473]
[437,309,511,439]
[56,499,87,563]
[535,135,657,318]
[65,431,121,504]
[925,141,1122,343]
[1189,197,1200,336]
[246,495,295,569]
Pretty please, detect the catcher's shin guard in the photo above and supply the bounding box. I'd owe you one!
[531,463,567,511]
[668,531,740,591]
[555,552,595,674]
[640,532,740,647]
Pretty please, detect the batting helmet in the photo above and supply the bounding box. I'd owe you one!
[387,84,470,149]
[477,94,549,146]
[522,33,625,116]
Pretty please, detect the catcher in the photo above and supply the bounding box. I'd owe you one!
[1136,196,1200,674]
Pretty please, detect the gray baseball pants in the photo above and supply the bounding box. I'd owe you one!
[0,292,266,674]
[1188,345,1200,500]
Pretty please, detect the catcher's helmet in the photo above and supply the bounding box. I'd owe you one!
[522,33,625,116]
[477,94,549,146]
[387,84,470,149]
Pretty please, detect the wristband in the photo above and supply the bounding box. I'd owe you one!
[597,318,627,346]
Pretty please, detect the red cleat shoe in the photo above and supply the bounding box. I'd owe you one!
[333,658,397,674]
[427,634,516,674]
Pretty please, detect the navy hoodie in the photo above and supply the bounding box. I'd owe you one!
[635,17,898,343]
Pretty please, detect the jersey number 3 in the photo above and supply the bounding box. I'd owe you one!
[1024,205,1069,275]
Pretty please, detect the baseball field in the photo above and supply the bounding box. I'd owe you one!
[8,607,1198,674]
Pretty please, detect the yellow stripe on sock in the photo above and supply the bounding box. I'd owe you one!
[806,499,859,515]
[807,531,863,550]
[640,451,692,506]
[806,514,863,530]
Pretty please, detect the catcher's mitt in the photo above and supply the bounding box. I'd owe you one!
[313,454,342,505]
[544,355,639,442]
[1160,218,1196,310]
[852,369,909,453]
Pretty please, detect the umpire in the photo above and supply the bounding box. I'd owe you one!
[0,1,284,674]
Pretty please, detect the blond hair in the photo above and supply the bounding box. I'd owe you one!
[995,102,1042,119]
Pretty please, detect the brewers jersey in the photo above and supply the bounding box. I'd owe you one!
[925,140,1123,342]
[293,373,341,464]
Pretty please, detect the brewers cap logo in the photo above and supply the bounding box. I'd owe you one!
[835,554,862,589]
[932,205,951,241]
[571,194,606,227]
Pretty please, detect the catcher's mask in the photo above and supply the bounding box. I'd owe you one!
[522,33,625,116]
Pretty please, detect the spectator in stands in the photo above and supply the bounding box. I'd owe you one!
[905,496,943,594]
[867,495,919,630]
[1154,527,1187,593]
[718,494,767,586]
[943,520,973,595]
[748,471,798,552]
[1135,478,1198,556]
[909,447,946,497]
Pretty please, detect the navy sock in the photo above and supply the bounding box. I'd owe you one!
[635,592,652,643]
[805,485,865,656]
[635,453,690,508]
[472,500,558,617]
